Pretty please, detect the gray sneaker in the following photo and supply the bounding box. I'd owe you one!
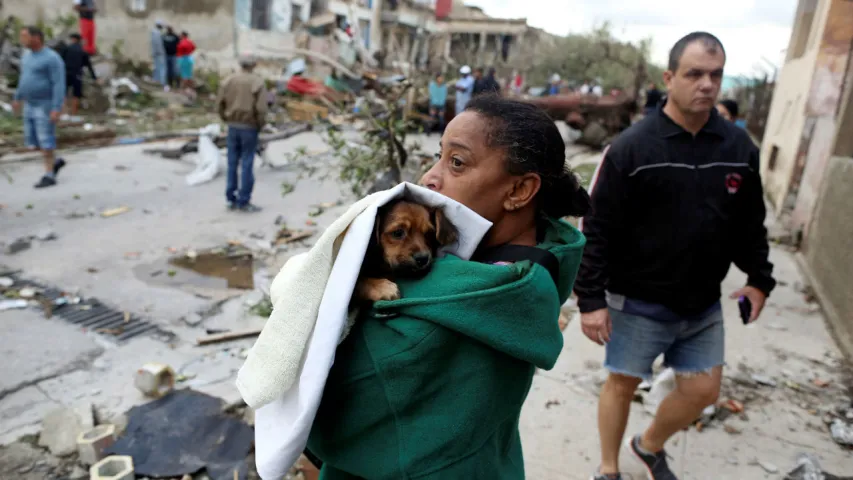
[626,435,677,480]
[591,474,625,480]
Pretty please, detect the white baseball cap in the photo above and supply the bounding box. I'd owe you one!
[460,65,471,75]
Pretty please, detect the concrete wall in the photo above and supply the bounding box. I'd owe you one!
[789,0,853,236]
[760,0,828,211]
[801,156,853,355]
[7,0,237,61]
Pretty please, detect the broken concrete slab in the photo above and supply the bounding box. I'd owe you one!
[0,387,60,446]
[38,402,94,456]
[0,310,103,398]
[0,441,46,480]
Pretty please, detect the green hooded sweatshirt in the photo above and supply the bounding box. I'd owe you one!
[308,218,585,480]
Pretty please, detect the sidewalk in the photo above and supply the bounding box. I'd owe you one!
[520,245,853,479]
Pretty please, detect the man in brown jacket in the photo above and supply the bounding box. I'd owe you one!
[217,55,268,212]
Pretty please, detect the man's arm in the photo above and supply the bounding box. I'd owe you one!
[732,145,776,296]
[216,78,229,121]
[49,55,66,113]
[573,147,628,312]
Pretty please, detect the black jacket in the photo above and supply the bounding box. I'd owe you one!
[574,105,776,315]
[163,33,179,56]
[63,43,97,80]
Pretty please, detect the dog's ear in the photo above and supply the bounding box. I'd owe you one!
[432,208,458,246]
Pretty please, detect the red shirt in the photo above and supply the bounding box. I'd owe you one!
[176,38,195,57]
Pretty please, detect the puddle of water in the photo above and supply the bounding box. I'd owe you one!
[169,247,255,290]
[134,245,255,291]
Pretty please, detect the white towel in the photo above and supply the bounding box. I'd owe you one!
[236,182,492,480]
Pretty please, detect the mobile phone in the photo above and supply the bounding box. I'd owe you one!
[738,296,752,324]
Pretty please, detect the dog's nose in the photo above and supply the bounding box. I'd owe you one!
[413,252,431,268]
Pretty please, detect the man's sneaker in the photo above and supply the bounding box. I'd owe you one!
[590,473,626,480]
[34,175,57,188]
[53,158,66,176]
[227,201,237,210]
[238,204,262,213]
[626,435,677,480]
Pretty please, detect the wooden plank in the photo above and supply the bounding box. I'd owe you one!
[196,328,263,346]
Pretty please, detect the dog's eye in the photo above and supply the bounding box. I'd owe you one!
[390,229,406,239]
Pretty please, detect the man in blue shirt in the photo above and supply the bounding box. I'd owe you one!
[12,26,67,188]
[428,73,448,133]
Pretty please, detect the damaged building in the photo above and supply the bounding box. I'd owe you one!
[760,0,853,354]
[6,0,555,74]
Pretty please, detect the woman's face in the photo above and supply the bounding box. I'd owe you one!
[420,111,515,223]
[716,103,733,121]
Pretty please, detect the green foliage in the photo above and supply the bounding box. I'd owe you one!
[527,22,663,93]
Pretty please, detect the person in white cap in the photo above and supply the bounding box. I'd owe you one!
[150,20,166,87]
[454,65,475,117]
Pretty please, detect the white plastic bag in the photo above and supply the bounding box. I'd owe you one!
[643,367,676,414]
[185,124,223,186]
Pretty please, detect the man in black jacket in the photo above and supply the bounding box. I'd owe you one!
[575,32,775,480]
[62,33,97,116]
[162,26,180,89]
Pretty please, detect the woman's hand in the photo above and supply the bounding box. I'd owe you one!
[580,308,611,345]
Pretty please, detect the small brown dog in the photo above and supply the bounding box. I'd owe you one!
[355,200,458,303]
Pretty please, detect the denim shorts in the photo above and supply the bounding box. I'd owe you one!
[604,307,725,380]
[23,103,57,150]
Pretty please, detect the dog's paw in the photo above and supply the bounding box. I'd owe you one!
[357,277,401,302]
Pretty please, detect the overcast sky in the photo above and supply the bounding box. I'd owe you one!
[464,0,799,77]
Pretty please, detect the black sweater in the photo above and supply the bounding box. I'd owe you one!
[573,105,776,315]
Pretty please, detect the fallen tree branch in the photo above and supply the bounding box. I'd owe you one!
[256,45,361,80]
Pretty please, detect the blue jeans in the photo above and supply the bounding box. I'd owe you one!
[226,126,259,207]
[166,55,178,86]
[153,55,167,85]
[23,102,57,150]
[604,307,725,380]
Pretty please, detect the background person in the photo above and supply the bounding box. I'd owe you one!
[162,26,180,90]
[176,31,196,91]
[72,0,97,55]
[150,21,167,87]
[62,33,97,116]
[217,55,268,213]
[454,65,474,117]
[428,72,448,134]
[12,26,67,189]
[574,31,776,480]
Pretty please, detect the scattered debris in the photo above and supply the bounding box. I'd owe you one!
[196,328,263,346]
[134,363,176,398]
[751,374,778,387]
[753,458,779,474]
[38,403,95,457]
[545,399,561,409]
[101,206,131,218]
[248,295,273,318]
[274,226,315,246]
[76,424,117,466]
[105,389,253,480]
[5,237,31,255]
[830,418,853,447]
[0,298,28,310]
[783,453,853,480]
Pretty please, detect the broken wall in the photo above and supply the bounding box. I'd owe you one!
[760,0,828,212]
[801,156,853,357]
[6,0,237,61]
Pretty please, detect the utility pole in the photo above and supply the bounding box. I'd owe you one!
[369,0,384,55]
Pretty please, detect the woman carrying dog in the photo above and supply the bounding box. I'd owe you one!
[307,95,591,479]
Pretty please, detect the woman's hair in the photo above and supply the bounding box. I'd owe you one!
[464,95,591,218]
